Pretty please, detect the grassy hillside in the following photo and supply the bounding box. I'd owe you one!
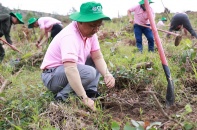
[0,6,197,130]
[0,3,71,24]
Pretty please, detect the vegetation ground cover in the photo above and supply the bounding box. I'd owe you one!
[0,11,197,130]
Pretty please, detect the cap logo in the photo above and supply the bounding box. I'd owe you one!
[92,6,102,13]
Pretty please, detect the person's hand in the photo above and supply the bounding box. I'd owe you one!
[104,73,115,88]
[36,41,41,48]
[82,97,96,111]
[166,34,170,38]
[129,19,134,24]
[191,36,196,40]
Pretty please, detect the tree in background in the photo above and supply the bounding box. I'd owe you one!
[0,3,10,14]
[67,7,77,15]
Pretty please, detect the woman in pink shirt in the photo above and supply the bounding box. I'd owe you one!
[27,17,63,48]
[40,1,115,111]
[127,0,155,52]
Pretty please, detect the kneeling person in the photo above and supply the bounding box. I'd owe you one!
[40,1,115,111]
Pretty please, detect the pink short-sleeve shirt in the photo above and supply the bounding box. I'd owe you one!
[40,21,100,69]
[128,4,155,25]
[38,17,62,32]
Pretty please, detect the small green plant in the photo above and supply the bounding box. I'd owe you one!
[139,107,143,120]
[173,104,194,129]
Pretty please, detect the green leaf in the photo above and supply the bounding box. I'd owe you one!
[190,49,196,60]
[111,121,120,130]
[184,122,193,130]
[21,52,32,60]
[185,104,192,114]
[181,51,187,63]
[109,61,115,68]
[124,122,135,130]
[180,67,186,73]
[14,126,23,130]
[148,128,157,130]
[137,125,144,130]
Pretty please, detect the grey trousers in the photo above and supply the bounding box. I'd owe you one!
[41,57,100,99]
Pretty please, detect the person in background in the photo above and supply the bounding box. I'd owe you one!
[40,1,115,111]
[127,0,155,52]
[27,17,63,48]
[167,12,197,38]
[0,12,24,63]
[157,17,167,29]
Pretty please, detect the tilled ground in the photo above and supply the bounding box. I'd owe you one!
[102,87,197,129]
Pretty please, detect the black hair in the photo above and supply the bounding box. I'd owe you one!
[140,5,146,11]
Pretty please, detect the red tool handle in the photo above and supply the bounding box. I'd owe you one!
[144,0,175,106]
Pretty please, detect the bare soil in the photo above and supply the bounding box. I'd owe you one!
[100,83,197,129]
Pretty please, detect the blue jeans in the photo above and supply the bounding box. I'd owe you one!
[134,24,154,52]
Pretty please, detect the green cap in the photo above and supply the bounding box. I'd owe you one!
[69,1,110,22]
[161,17,167,21]
[27,17,38,28]
[139,0,154,5]
[10,12,24,24]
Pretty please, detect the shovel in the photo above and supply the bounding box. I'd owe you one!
[0,38,22,54]
[144,0,175,107]
[138,24,182,46]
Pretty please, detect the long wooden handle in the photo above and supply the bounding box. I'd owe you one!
[0,38,22,54]
[138,24,179,36]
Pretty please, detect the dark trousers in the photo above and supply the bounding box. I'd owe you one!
[0,43,5,63]
[169,13,197,38]
[50,24,63,40]
[134,24,154,52]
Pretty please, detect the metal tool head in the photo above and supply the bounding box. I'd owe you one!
[174,35,182,46]
[166,79,175,107]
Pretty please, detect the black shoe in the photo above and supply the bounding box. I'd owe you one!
[85,90,101,98]
[54,94,69,102]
